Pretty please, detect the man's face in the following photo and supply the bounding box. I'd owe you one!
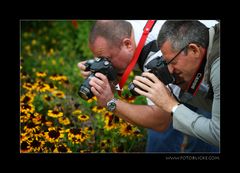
[160,41,201,90]
[89,36,134,76]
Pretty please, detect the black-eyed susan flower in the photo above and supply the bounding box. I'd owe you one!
[119,123,134,137]
[87,96,97,103]
[72,109,82,116]
[32,112,42,125]
[83,126,95,136]
[22,82,35,91]
[33,82,50,92]
[20,103,35,114]
[43,94,53,102]
[104,113,117,131]
[20,72,29,80]
[49,74,59,81]
[57,74,68,82]
[23,122,41,134]
[132,128,143,138]
[53,144,72,153]
[66,128,88,144]
[49,74,68,82]
[36,71,47,77]
[58,116,71,125]
[44,127,64,143]
[20,93,35,104]
[78,114,89,122]
[20,112,31,123]
[48,82,57,92]
[52,90,65,99]
[47,110,63,118]
[44,121,53,127]
[100,139,111,151]
[20,140,31,153]
[91,106,106,114]
[29,139,45,152]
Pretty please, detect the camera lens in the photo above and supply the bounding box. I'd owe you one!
[78,85,93,100]
[78,74,94,100]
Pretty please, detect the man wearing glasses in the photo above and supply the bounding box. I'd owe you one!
[133,20,220,148]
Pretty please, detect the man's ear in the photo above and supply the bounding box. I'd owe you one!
[122,38,133,50]
[188,43,201,57]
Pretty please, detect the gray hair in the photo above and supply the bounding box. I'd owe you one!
[157,20,209,52]
[89,20,132,48]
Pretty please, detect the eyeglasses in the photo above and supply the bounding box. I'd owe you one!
[162,45,189,66]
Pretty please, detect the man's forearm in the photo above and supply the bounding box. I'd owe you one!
[114,99,171,131]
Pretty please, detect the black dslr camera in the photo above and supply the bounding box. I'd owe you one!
[129,56,176,96]
[78,57,117,100]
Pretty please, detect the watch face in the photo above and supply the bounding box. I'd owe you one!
[109,102,116,111]
[107,99,116,112]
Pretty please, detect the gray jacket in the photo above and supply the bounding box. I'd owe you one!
[173,23,220,147]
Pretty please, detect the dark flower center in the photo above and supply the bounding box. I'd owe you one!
[49,130,60,139]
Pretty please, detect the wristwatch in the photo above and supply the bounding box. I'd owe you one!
[106,98,118,112]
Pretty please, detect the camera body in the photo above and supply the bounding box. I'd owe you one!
[78,57,117,100]
[129,56,176,96]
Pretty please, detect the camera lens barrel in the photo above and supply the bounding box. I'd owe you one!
[78,85,93,100]
[78,74,94,100]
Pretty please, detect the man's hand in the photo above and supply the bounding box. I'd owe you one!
[89,73,114,107]
[77,61,91,78]
[133,72,179,113]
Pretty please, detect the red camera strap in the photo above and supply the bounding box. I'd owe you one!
[118,20,156,96]
[186,55,207,96]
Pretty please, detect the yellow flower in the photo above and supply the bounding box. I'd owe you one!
[58,117,71,125]
[21,103,35,114]
[104,113,118,131]
[53,144,72,153]
[78,114,90,122]
[44,127,64,143]
[47,110,63,118]
[52,90,65,98]
[31,39,37,45]
[34,82,50,92]
[87,96,97,103]
[119,123,134,137]
[20,93,35,104]
[45,121,53,127]
[22,82,35,91]
[72,109,82,115]
[36,72,47,77]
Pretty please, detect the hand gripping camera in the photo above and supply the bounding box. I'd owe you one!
[129,56,176,96]
[78,57,117,100]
